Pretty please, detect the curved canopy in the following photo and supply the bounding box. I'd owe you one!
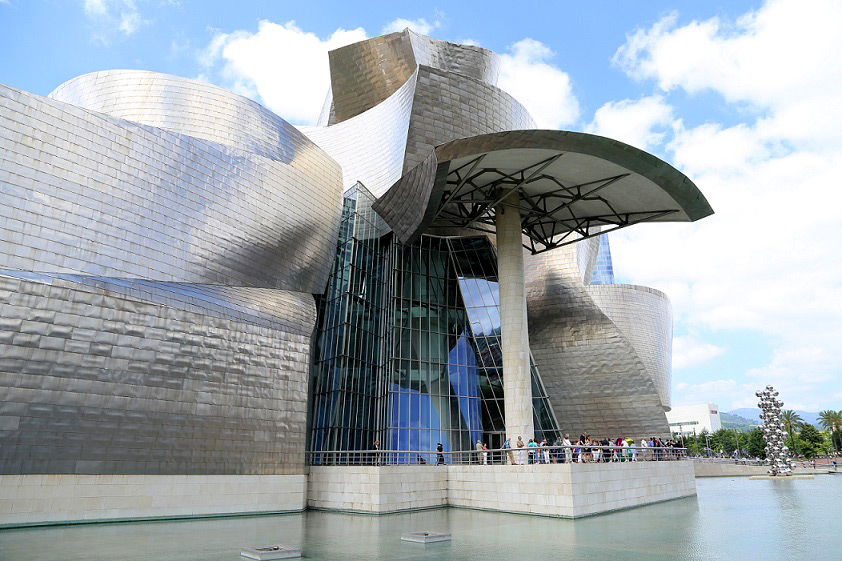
[373,129,713,254]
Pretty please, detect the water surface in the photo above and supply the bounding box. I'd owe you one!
[1,476,839,560]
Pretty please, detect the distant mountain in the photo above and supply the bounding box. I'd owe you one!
[720,412,759,430]
[727,408,822,428]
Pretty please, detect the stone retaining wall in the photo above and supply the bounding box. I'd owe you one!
[0,474,306,527]
[308,461,695,518]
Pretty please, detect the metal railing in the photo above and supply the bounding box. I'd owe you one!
[307,445,688,466]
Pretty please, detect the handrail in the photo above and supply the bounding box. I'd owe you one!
[307,445,688,466]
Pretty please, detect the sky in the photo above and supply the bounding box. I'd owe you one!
[1,0,841,413]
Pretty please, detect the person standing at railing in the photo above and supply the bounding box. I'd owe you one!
[475,439,483,465]
[503,437,515,465]
[563,434,572,463]
[436,442,445,466]
[527,438,538,464]
[552,436,562,463]
[639,436,648,461]
[541,438,550,464]
[629,438,637,461]
[516,436,526,465]
[372,439,380,466]
[482,442,489,465]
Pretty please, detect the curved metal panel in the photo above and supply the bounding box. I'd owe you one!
[328,31,418,123]
[49,70,318,163]
[587,284,673,410]
[403,66,536,173]
[1,83,342,294]
[327,29,501,124]
[0,272,314,475]
[299,70,418,196]
[406,29,500,86]
[524,244,671,438]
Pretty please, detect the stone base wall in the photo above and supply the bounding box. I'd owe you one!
[0,474,307,527]
[308,462,695,518]
[308,466,448,513]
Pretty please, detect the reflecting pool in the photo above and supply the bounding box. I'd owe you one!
[1,476,840,560]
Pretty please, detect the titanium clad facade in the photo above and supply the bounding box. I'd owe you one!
[588,284,673,411]
[299,71,417,196]
[49,70,314,163]
[525,243,672,438]
[0,28,704,486]
[0,83,342,293]
[402,66,536,173]
[0,272,315,475]
[0,74,342,475]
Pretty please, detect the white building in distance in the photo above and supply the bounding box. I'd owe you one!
[666,403,722,435]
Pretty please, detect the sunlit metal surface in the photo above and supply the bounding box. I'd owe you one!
[1,82,342,293]
[0,27,709,479]
[525,243,672,438]
[0,77,341,475]
[327,29,500,124]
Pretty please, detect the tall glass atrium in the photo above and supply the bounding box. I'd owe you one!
[309,186,560,455]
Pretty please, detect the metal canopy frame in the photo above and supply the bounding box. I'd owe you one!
[430,152,682,254]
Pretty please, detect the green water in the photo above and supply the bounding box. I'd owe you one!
[1,476,839,560]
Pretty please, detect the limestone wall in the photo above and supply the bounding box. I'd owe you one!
[307,466,448,513]
[0,474,306,527]
[308,462,695,518]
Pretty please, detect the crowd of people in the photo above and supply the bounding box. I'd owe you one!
[481,434,685,465]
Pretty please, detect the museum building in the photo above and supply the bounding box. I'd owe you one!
[0,29,711,524]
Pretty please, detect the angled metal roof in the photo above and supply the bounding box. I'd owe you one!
[374,129,713,254]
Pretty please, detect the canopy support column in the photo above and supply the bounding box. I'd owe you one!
[496,192,534,447]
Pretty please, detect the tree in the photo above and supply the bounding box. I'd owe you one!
[746,427,766,459]
[781,410,803,455]
[818,410,842,451]
[797,423,827,458]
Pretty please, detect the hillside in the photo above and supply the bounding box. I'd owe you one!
[727,408,822,428]
[720,412,759,430]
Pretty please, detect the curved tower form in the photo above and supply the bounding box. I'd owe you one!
[0,72,343,484]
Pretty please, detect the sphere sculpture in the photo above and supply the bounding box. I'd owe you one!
[755,385,793,476]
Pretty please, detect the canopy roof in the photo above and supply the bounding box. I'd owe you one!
[373,130,713,254]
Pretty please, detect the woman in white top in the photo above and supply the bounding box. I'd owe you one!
[639,437,648,461]
[562,435,572,463]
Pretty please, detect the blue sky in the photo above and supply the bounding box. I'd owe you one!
[1,0,840,412]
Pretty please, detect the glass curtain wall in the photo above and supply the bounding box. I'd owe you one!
[310,184,390,452]
[310,196,560,456]
[590,234,616,285]
[446,236,560,449]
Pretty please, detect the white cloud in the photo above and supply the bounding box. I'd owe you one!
[82,0,148,43]
[609,0,842,411]
[83,0,107,16]
[382,17,439,35]
[672,336,726,370]
[498,39,579,128]
[199,20,366,125]
[586,95,675,151]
